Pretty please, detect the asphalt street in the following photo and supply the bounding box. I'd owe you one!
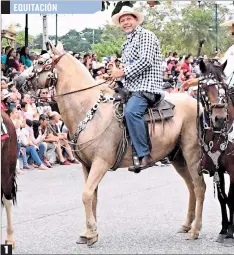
[1,163,233,254]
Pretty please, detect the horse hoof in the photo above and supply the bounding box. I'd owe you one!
[177,226,191,233]
[5,240,15,249]
[76,236,87,244]
[223,238,234,247]
[87,235,99,247]
[187,232,199,240]
[216,234,226,243]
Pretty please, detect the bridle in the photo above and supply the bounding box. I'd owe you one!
[32,52,116,98]
[198,74,229,133]
[197,73,232,181]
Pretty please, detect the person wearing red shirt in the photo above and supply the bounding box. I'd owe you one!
[180,55,192,74]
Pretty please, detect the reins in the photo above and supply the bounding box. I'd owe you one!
[53,79,116,98]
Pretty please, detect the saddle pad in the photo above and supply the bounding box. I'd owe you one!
[143,100,175,122]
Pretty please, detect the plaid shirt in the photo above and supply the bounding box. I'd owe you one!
[121,26,163,94]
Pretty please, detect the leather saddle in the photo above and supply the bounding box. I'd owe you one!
[113,87,175,122]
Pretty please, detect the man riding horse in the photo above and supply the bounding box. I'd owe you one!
[111,6,164,171]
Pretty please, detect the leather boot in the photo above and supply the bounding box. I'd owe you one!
[138,155,154,171]
[128,154,154,174]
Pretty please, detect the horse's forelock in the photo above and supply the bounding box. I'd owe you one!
[203,61,225,83]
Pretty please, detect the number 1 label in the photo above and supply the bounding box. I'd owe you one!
[1,244,12,255]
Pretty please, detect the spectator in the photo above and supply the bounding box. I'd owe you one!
[91,53,98,70]
[181,54,192,73]
[22,93,39,121]
[47,112,79,165]
[7,106,30,173]
[36,89,52,116]
[83,53,92,73]
[20,46,32,68]
[38,114,57,165]
[20,119,49,170]
[1,46,11,73]
[6,48,21,72]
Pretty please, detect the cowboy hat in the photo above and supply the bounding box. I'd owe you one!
[112,6,144,26]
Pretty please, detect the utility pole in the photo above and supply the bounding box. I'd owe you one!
[55,14,58,46]
[25,14,28,47]
[42,15,48,50]
[215,3,218,51]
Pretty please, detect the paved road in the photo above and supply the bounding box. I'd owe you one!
[1,163,233,254]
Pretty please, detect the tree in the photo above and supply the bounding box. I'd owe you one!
[15,30,33,47]
[92,24,125,58]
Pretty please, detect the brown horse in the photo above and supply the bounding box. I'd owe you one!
[197,59,234,246]
[34,42,206,246]
[1,111,18,248]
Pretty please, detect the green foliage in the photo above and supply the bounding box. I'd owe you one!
[32,28,103,53]
[15,30,33,47]
[91,25,125,58]
[138,1,233,56]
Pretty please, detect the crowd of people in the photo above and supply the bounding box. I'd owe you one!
[1,46,81,175]
[1,44,204,174]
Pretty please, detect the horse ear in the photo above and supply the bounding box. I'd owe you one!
[46,41,53,51]
[221,60,227,72]
[199,59,207,74]
[46,41,60,55]
[56,42,64,52]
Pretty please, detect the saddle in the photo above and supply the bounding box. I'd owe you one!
[109,87,177,172]
[113,87,175,123]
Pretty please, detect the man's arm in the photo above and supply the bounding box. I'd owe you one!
[123,32,159,80]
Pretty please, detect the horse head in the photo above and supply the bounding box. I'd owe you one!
[199,59,228,130]
[29,52,55,89]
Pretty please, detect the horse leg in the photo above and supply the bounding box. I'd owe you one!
[2,195,15,248]
[224,179,234,246]
[182,149,206,240]
[81,160,108,246]
[77,164,99,245]
[171,154,196,233]
[216,172,229,243]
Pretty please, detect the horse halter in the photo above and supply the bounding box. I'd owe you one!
[28,54,59,88]
[198,74,229,131]
[34,52,116,98]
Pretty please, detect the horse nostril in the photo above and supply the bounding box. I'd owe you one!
[215,116,218,122]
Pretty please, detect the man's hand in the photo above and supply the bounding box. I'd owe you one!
[111,69,124,79]
[180,78,199,91]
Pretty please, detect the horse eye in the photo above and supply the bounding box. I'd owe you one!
[38,60,43,65]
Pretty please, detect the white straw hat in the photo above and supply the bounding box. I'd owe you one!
[112,6,144,26]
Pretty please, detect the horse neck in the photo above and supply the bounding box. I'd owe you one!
[54,58,100,135]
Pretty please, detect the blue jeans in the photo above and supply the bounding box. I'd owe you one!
[26,144,45,166]
[17,141,28,167]
[124,92,149,158]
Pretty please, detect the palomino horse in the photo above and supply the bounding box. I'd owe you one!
[35,42,206,246]
[197,59,234,246]
[1,111,18,248]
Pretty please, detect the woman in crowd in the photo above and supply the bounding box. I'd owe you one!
[6,48,21,72]
[20,119,49,170]
[20,46,32,68]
